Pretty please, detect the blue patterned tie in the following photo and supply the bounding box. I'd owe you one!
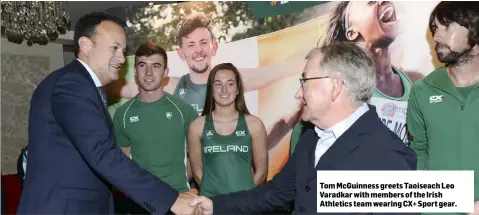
[97,87,108,108]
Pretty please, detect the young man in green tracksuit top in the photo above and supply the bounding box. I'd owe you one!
[407,2,479,213]
[113,42,198,214]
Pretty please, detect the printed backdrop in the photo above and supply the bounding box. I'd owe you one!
[106,1,442,180]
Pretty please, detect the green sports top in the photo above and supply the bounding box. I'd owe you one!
[173,74,207,115]
[113,93,198,192]
[199,113,255,197]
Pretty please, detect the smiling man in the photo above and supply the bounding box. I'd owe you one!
[18,13,196,215]
[112,41,198,213]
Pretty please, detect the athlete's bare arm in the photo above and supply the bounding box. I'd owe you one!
[185,137,193,181]
[239,48,308,92]
[187,116,205,185]
[266,100,303,150]
[238,49,307,149]
[245,114,268,185]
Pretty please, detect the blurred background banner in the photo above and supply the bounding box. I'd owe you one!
[247,1,328,18]
[106,1,442,180]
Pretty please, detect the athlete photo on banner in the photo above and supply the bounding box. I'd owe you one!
[104,1,443,182]
[253,0,441,178]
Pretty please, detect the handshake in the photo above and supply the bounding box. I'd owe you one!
[170,192,214,215]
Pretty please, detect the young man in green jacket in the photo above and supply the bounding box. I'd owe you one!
[407,2,479,213]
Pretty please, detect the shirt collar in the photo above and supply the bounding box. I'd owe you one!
[77,59,102,87]
[314,102,369,139]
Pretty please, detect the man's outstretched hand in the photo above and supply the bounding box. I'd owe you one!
[189,196,213,215]
[170,192,201,215]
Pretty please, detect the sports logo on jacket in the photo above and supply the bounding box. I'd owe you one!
[130,116,139,123]
[429,95,443,103]
[166,112,172,119]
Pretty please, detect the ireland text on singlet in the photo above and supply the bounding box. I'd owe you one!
[199,113,255,197]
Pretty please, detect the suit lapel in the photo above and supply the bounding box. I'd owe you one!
[300,130,319,182]
[307,134,319,169]
[73,60,112,127]
[315,106,378,170]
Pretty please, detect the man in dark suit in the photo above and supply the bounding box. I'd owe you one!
[17,12,197,215]
[189,42,417,215]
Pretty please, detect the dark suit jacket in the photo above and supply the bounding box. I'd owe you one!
[17,60,178,214]
[212,105,417,215]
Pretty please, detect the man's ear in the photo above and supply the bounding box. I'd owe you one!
[212,41,218,56]
[161,68,170,87]
[331,77,343,101]
[78,36,93,57]
[163,67,170,78]
[177,48,185,61]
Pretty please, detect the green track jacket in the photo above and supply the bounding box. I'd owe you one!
[407,66,479,205]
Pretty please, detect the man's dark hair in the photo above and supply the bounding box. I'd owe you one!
[74,12,127,57]
[429,1,479,46]
[176,12,214,47]
[135,41,168,68]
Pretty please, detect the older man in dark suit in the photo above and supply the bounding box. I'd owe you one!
[190,42,417,215]
[17,12,198,215]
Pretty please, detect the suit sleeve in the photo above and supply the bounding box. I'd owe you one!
[212,147,297,214]
[112,106,130,147]
[406,85,428,170]
[51,77,178,214]
[375,146,417,171]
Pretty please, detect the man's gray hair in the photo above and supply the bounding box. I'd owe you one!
[306,42,376,104]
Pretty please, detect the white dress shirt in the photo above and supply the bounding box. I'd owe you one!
[314,103,370,166]
[77,59,102,87]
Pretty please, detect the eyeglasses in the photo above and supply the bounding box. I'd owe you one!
[299,76,330,89]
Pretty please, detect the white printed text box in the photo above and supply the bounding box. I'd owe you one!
[316,171,474,213]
